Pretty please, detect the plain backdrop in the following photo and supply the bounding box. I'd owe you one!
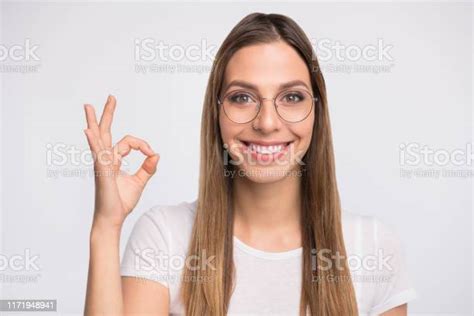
[1,1,472,315]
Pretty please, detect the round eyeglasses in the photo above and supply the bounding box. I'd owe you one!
[217,88,317,124]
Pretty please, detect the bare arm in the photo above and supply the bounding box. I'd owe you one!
[85,220,124,315]
[85,219,170,316]
[122,276,169,315]
[82,95,167,315]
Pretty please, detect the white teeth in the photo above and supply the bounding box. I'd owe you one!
[248,143,285,154]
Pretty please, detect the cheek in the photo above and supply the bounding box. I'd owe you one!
[296,113,315,145]
[219,109,239,146]
[219,113,247,162]
[219,110,230,145]
[290,116,315,160]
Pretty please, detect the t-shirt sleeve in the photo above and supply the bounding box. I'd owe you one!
[120,206,170,288]
[369,218,418,315]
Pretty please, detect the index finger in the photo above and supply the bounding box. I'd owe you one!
[99,95,116,147]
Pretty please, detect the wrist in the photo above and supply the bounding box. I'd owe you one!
[92,212,125,229]
[90,215,123,240]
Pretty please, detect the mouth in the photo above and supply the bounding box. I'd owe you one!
[238,140,294,162]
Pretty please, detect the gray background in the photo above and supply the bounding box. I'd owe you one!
[0,1,472,315]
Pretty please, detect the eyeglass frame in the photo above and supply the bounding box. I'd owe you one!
[217,88,319,124]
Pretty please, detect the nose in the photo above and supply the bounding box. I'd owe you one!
[252,98,282,132]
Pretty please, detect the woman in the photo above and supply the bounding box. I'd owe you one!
[84,12,417,316]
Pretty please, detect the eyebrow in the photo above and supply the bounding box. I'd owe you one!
[223,79,311,93]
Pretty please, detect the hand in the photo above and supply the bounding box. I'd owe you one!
[83,95,160,229]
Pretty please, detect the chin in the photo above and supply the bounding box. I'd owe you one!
[235,163,302,184]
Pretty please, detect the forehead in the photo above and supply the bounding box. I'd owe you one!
[223,41,311,92]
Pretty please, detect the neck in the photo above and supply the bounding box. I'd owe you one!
[232,171,302,236]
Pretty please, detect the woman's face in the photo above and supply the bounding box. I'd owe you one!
[219,40,315,183]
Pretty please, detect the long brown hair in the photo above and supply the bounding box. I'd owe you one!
[180,12,359,315]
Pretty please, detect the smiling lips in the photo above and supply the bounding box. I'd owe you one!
[239,140,293,162]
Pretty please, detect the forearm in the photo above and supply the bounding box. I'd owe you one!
[84,221,124,316]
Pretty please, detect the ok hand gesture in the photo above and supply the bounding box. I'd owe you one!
[83,95,160,229]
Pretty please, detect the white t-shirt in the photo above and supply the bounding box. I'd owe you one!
[120,200,418,315]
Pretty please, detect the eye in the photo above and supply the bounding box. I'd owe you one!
[228,92,256,104]
[282,91,305,103]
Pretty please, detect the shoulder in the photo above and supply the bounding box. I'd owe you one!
[341,209,418,314]
[341,208,377,254]
[126,199,198,257]
[141,199,197,230]
[121,199,198,287]
[341,208,401,254]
